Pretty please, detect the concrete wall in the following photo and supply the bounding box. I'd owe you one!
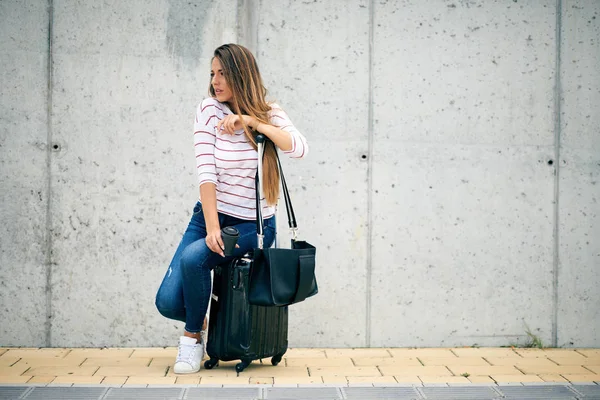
[0,0,598,348]
[558,0,600,347]
[0,0,50,346]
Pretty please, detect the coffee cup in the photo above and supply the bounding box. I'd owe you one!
[221,226,239,256]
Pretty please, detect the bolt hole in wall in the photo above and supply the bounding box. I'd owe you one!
[361,154,367,160]
[547,159,554,165]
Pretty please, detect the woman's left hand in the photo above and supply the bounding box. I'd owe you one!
[216,114,255,134]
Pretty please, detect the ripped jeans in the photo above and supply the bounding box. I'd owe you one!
[155,201,276,333]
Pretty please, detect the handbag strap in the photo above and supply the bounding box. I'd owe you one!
[276,151,297,230]
[255,135,298,240]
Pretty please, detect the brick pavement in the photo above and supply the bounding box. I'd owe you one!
[0,347,598,387]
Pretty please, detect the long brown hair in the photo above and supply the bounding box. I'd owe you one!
[209,43,280,206]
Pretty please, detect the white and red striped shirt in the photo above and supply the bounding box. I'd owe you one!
[194,97,308,220]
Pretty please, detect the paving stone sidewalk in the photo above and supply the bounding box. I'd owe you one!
[0,347,598,388]
[2,385,600,399]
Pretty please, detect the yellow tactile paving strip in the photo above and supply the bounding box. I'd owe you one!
[0,347,598,386]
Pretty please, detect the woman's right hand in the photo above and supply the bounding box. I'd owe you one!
[205,229,225,257]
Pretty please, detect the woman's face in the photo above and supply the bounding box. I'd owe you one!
[211,58,233,103]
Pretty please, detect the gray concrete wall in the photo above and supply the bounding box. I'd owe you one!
[370,1,558,348]
[0,0,50,346]
[557,0,600,347]
[0,0,598,348]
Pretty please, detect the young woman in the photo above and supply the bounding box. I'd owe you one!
[155,44,308,374]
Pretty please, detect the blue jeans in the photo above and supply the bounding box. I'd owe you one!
[155,201,276,333]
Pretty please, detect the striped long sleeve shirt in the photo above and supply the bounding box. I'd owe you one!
[194,97,308,220]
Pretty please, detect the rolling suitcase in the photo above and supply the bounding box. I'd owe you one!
[204,135,288,374]
[204,258,288,373]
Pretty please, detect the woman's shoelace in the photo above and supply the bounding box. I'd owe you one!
[176,343,197,363]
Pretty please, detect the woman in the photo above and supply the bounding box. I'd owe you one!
[155,44,308,374]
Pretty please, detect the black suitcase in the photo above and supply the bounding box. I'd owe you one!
[204,135,288,374]
[204,257,288,374]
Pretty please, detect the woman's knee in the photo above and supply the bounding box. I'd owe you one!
[155,290,173,316]
[154,286,185,320]
[180,240,212,273]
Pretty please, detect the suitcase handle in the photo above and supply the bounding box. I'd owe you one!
[255,135,265,248]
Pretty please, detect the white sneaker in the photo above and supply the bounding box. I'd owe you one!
[173,336,203,374]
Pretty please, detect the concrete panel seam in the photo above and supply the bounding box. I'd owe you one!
[551,0,563,348]
[256,0,262,58]
[44,0,55,347]
[366,0,375,348]
[236,0,259,56]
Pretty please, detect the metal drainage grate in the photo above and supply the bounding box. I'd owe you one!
[420,386,500,399]
[185,387,261,399]
[24,387,107,400]
[497,385,578,399]
[104,387,183,399]
[0,386,31,400]
[266,387,341,399]
[344,386,422,399]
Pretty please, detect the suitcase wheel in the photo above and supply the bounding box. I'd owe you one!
[235,359,252,375]
[271,354,283,366]
[204,358,219,370]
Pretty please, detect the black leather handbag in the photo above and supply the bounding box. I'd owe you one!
[248,135,318,307]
